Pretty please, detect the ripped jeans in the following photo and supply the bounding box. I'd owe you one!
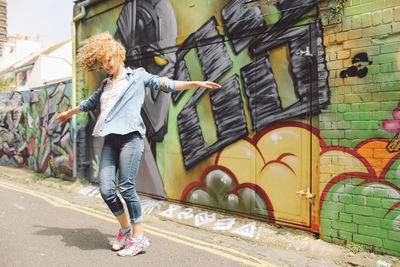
[98,131,144,224]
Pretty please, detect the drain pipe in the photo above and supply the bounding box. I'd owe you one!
[71,0,91,179]
[72,0,90,109]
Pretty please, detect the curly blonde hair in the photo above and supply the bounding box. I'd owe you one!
[77,32,126,71]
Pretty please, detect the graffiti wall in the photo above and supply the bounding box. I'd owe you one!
[0,81,73,178]
[318,0,400,256]
[73,0,400,256]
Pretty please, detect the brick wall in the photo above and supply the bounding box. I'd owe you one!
[319,0,400,256]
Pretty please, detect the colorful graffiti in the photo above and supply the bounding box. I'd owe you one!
[181,121,319,225]
[320,138,400,255]
[72,0,400,256]
[78,0,328,222]
[173,0,329,170]
[383,101,400,153]
[0,81,73,178]
[82,0,180,196]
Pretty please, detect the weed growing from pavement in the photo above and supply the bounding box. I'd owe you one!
[59,173,67,181]
[345,242,370,253]
[58,184,71,193]
[34,173,49,182]
[46,184,56,189]
[80,178,90,185]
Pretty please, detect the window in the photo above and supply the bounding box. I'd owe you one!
[17,71,27,86]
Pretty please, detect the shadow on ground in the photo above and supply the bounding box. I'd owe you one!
[32,225,114,251]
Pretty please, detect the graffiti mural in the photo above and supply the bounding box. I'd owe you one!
[339,52,373,79]
[383,102,400,153]
[84,0,181,197]
[73,0,400,256]
[320,139,400,255]
[174,0,329,170]
[181,121,319,224]
[0,81,73,178]
[75,0,330,226]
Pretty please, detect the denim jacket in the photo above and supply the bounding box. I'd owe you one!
[79,67,175,137]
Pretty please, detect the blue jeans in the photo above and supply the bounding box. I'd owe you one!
[98,132,144,224]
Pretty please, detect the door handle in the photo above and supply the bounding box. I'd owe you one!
[296,188,316,201]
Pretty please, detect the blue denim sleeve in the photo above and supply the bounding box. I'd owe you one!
[79,86,103,112]
[141,68,175,92]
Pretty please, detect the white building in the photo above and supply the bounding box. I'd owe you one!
[0,39,71,91]
[0,35,42,72]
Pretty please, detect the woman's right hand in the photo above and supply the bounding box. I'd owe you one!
[56,106,83,123]
[56,111,71,123]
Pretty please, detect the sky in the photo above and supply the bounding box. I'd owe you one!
[7,0,74,47]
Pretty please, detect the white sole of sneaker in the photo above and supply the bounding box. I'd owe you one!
[117,240,150,257]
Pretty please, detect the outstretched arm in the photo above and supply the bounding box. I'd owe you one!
[56,106,82,123]
[174,80,221,91]
[57,83,104,124]
[141,68,220,92]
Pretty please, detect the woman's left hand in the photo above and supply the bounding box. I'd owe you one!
[196,81,221,89]
[174,80,221,91]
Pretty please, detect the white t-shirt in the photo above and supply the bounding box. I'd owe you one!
[92,71,129,136]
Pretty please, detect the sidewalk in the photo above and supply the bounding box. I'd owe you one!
[0,165,399,267]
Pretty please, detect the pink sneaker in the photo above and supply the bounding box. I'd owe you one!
[117,235,150,257]
[112,229,132,251]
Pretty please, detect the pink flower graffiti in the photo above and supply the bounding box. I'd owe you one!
[383,102,400,133]
[383,102,400,153]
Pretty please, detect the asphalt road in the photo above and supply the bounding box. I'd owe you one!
[3,173,394,267]
[0,180,271,267]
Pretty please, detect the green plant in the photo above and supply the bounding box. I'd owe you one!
[59,173,67,181]
[319,0,349,24]
[330,0,347,14]
[345,242,370,254]
[0,76,16,92]
[46,184,56,189]
[34,173,48,181]
[80,178,89,185]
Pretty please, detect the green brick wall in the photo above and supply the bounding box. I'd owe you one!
[321,1,400,146]
[319,0,400,257]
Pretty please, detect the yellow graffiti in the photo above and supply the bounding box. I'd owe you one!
[217,125,320,224]
[154,55,169,66]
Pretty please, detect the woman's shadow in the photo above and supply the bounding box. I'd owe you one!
[32,225,114,251]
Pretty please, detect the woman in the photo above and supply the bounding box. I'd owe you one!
[56,32,220,257]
